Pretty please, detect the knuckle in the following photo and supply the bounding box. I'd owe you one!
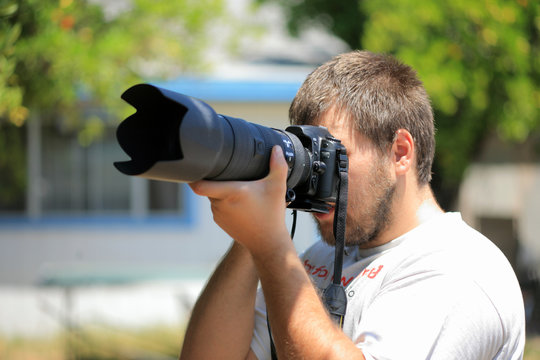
[189,182,203,194]
[235,183,252,197]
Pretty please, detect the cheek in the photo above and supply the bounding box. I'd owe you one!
[347,156,369,193]
[346,155,387,209]
[345,167,369,213]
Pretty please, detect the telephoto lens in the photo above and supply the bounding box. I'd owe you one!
[114,84,346,212]
[115,84,308,187]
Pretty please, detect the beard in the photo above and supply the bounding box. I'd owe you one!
[315,156,396,247]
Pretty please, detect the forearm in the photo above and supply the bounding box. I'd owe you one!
[252,235,365,360]
[185,147,361,358]
[180,242,259,360]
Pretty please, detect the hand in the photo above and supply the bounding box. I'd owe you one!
[190,146,291,255]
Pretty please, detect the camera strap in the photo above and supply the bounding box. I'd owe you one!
[323,148,348,328]
[268,149,349,360]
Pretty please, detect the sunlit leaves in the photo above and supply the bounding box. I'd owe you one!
[360,0,540,194]
[362,0,539,140]
[0,0,227,129]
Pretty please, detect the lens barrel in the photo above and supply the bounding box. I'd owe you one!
[114,84,309,188]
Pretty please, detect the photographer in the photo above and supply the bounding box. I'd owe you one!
[179,51,525,359]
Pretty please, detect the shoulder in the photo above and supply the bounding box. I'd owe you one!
[388,212,513,274]
[386,213,521,301]
[382,212,525,355]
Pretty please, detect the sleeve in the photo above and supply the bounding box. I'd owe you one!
[250,288,271,360]
[355,273,504,360]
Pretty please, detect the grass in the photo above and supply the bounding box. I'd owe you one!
[0,323,184,360]
[1,326,539,359]
[526,336,540,360]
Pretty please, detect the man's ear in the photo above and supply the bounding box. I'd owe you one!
[392,129,414,176]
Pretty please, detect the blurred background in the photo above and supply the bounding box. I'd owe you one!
[0,0,539,358]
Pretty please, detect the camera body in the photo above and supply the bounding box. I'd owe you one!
[283,125,345,212]
[114,84,346,213]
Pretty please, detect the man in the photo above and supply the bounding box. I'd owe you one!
[180,51,525,359]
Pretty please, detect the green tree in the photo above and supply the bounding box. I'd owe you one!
[0,0,227,209]
[1,0,227,126]
[260,0,540,208]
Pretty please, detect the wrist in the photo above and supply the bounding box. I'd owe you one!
[247,227,295,264]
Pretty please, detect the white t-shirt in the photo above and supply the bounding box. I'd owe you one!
[250,212,525,359]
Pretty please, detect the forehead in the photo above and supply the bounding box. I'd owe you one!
[316,107,376,156]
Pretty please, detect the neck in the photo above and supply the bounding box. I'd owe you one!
[361,184,443,249]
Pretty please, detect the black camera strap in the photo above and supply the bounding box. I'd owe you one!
[268,148,348,359]
[323,148,348,328]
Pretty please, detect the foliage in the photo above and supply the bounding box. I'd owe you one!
[361,0,540,205]
[257,0,366,51]
[259,0,540,207]
[0,0,226,129]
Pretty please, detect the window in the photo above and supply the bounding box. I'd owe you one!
[41,125,130,214]
[14,120,189,221]
[149,180,182,212]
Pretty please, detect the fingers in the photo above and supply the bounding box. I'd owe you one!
[190,146,288,199]
[268,146,289,183]
[189,180,242,199]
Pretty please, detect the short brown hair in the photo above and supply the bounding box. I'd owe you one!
[290,50,435,184]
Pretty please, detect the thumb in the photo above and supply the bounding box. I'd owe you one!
[267,145,289,183]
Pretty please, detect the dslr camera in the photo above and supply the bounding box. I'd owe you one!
[114,84,347,213]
